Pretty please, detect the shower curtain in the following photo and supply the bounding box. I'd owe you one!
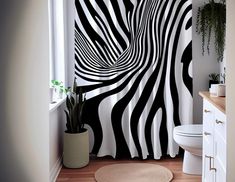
[74,0,192,159]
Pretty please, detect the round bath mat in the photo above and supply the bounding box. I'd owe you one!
[95,163,173,182]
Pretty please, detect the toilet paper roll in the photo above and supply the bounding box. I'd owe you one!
[210,84,219,97]
[216,84,226,97]
[209,84,226,97]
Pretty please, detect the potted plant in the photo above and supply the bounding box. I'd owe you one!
[49,87,55,104]
[51,80,65,99]
[196,0,226,61]
[63,78,89,168]
[209,73,220,88]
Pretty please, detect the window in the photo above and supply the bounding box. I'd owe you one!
[48,0,67,85]
[48,0,67,109]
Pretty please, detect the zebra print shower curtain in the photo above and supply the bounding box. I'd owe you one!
[74,0,192,159]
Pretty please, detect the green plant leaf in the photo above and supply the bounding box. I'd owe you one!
[66,96,72,112]
[196,1,226,61]
[64,78,87,133]
[72,104,78,133]
[72,78,77,93]
[70,95,75,106]
[78,102,85,126]
[79,87,83,104]
[64,110,72,132]
[209,73,220,81]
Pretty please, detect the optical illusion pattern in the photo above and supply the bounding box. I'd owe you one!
[74,0,192,159]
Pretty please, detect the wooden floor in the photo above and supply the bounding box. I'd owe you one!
[57,156,201,182]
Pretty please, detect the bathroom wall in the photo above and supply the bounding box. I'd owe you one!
[49,104,66,181]
[226,0,235,181]
[0,0,50,181]
[65,0,220,124]
[192,0,220,123]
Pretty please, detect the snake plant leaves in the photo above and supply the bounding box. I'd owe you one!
[66,96,72,112]
[72,78,77,93]
[64,80,87,133]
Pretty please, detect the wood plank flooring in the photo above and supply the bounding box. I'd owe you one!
[57,156,201,182]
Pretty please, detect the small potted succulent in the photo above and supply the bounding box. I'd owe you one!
[51,80,66,99]
[209,73,220,88]
[63,78,89,168]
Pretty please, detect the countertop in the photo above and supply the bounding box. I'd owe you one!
[199,91,226,114]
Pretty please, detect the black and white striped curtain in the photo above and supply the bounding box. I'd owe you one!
[74,0,192,159]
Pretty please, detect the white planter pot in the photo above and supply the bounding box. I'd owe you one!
[49,88,54,103]
[63,129,89,168]
[57,91,63,99]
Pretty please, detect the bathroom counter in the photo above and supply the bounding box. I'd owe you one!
[199,91,226,114]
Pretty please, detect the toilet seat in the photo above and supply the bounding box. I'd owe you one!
[174,124,202,137]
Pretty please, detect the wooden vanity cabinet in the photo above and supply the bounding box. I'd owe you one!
[200,92,226,182]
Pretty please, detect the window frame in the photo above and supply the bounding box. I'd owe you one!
[48,0,67,86]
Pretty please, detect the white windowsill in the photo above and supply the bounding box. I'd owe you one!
[49,97,66,113]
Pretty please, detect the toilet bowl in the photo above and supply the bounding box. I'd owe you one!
[173,124,202,175]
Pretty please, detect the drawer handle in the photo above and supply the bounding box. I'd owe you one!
[205,155,217,171]
[215,119,224,124]
[204,132,211,136]
[204,109,211,113]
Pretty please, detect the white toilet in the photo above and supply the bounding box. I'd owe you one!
[173,124,202,175]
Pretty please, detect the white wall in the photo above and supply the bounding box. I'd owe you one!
[192,0,220,124]
[0,0,50,181]
[49,104,66,181]
[226,0,235,181]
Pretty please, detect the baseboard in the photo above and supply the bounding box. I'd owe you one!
[50,155,63,182]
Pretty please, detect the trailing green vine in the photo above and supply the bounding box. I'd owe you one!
[196,0,226,61]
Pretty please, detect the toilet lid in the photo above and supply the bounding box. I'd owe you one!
[174,124,202,136]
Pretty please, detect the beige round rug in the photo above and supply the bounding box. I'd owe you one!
[95,163,173,182]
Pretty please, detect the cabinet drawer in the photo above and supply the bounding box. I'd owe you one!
[214,110,226,140]
[203,100,214,135]
[203,100,214,117]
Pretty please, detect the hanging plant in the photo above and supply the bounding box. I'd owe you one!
[196,0,226,61]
